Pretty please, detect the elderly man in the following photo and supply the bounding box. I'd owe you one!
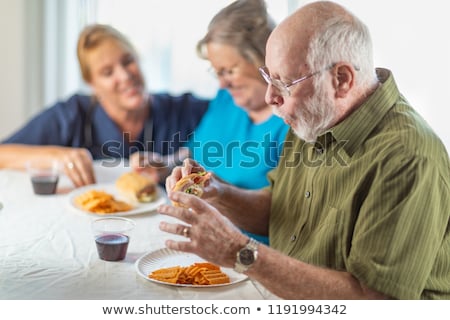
[159,1,450,299]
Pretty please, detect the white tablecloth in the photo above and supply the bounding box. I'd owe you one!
[0,161,276,300]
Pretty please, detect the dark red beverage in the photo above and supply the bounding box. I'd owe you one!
[95,233,129,261]
[31,175,59,195]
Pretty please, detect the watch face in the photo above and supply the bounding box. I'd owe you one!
[239,248,255,266]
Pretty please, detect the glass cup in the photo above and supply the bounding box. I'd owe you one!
[91,217,135,261]
[26,159,60,195]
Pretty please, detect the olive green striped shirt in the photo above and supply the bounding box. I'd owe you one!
[267,68,450,299]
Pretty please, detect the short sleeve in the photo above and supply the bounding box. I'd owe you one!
[2,95,89,146]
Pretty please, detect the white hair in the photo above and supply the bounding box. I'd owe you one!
[306,13,377,88]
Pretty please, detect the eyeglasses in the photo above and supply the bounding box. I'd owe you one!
[208,65,239,79]
[259,65,325,97]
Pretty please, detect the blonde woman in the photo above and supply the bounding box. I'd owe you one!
[1,24,208,187]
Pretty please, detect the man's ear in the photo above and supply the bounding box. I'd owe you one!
[332,63,355,98]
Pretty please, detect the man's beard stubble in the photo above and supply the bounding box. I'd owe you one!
[274,79,337,143]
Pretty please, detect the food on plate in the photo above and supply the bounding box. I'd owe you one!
[171,171,211,207]
[74,189,133,213]
[149,262,230,285]
[115,171,158,203]
[149,266,182,284]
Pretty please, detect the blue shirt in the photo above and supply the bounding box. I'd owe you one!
[2,93,208,160]
[188,89,288,245]
[188,89,288,189]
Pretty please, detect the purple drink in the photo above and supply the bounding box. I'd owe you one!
[95,233,129,261]
[31,175,59,195]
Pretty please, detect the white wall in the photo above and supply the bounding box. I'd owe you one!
[1,0,449,151]
[0,0,26,139]
[299,0,450,150]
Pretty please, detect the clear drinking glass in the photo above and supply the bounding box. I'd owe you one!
[91,217,135,261]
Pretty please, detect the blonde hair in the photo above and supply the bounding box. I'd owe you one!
[77,24,138,82]
[196,0,275,67]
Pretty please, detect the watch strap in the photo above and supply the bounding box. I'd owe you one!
[234,238,259,273]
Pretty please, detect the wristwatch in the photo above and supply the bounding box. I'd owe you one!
[234,238,259,273]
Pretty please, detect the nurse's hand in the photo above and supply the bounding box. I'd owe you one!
[61,147,96,187]
[130,151,169,183]
[0,144,95,187]
[130,147,191,184]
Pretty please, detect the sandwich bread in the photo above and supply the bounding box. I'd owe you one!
[116,171,157,203]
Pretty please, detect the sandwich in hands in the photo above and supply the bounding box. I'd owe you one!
[116,171,158,203]
[171,171,211,207]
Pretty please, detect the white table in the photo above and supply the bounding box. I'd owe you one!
[0,161,276,300]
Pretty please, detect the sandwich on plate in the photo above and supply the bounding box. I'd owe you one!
[116,171,158,203]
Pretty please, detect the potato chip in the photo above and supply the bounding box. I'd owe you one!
[74,189,133,214]
[148,262,230,285]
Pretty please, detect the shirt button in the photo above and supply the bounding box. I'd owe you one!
[305,191,311,198]
[290,235,297,242]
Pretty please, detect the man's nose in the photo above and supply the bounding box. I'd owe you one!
[265,84,283,107]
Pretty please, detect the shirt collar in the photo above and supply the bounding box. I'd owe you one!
[325,68,401,157]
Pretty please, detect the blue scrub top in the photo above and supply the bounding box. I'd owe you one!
[188,89,288,245]
[2,93,208,160]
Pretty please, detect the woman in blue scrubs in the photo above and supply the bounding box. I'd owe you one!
[0,24,208,187]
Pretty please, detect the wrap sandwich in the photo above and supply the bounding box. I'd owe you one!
[171,171,211,207]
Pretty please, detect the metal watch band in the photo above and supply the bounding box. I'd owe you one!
[234,238,259,273]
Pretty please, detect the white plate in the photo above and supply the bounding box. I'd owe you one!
[135,248,248,287]
[68,183,167,216]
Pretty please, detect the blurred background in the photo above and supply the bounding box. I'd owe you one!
[1,0,449,150]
